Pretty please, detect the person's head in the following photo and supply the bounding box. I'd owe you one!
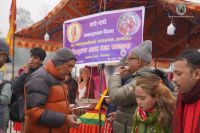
[126,40,152,74]
[173,49,200,94]
[28,47,46,69]
[0,48,10,68]
[52,48,77,78]
[79,67,90,81]
[135,73,176,126]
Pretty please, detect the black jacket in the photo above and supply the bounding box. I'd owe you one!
[12,64,43,95]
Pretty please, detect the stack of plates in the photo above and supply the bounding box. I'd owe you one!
[75,99,98,109]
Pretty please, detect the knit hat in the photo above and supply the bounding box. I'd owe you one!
[52,48,77,66]
[0,47,11,63]
[130,40,152,63]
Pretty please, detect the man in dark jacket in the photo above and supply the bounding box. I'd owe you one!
[0,47,12,132]
[11,47,46,123]
[12,47,46,95]
[25,48,80,133]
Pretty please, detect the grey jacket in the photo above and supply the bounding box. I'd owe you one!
[108,67,153,133]
[0,82,12,131]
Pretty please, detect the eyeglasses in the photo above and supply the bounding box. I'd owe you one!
[127,57,138,61]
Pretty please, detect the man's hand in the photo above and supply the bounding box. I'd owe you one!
[66,114,81,128]
[107,112,116,122]
[22,65,29,74]
[114,66,129,75]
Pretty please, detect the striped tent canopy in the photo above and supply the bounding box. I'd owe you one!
[15,0,200,59]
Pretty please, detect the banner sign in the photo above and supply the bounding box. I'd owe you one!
[64,6,145,65]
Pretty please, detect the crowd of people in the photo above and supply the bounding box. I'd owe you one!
[0,40,199,133]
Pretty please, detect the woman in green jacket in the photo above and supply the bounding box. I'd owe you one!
[132,73,176,133]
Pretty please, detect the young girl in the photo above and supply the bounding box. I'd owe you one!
[132,73,176,133]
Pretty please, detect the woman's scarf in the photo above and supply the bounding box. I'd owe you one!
[132,106,161,133]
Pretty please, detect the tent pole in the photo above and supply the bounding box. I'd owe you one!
[186,20,191,48]
[98,0,106,132]
[98,63,104,133]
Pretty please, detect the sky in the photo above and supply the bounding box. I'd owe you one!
[0,0,61,37]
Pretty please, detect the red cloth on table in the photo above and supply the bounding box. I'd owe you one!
[70,110,108,133]
[103,119,113,133]
[70,123,104,133]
